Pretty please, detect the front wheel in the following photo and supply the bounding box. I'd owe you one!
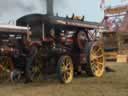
[31,47,44,81]
[0,56,14,79]
[85,42,105,77]
[25,46,39,82]
[57,55,74,84]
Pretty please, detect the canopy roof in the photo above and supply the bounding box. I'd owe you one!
[17,14,102,29]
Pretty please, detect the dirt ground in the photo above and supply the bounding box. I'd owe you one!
[0,62,128,96]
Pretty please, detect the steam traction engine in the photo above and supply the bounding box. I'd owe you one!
[0,25,33,82]
[17,14,105,84]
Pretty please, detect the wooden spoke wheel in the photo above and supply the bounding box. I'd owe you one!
[31,47,43,81]
[0,56,14,81]
[85,42,104,77]
[0,56,14,74]
[57,55,74,84]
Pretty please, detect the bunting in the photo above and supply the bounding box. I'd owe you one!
[100,0,112,9]
[100,0,105,9]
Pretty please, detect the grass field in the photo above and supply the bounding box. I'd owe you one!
[0,62,128,96]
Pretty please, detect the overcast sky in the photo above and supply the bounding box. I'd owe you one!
[0,0,126,24]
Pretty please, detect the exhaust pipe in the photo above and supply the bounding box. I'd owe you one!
[47,0,54,16]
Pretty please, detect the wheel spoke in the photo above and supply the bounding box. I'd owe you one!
[96,61,104,65]
[66,70,71,77]
[61,62,66,72]
[90,54,97,61]
[98,64,103,70]
[91,48,103,56]
[91,49,96,56]
[95,48,102,54]
[67,63,72,69]
[64,59,67,66]
[63,72,69,81]
[91,60,98,69]
[92,64,97,70]
[91,53,103,60]
[66,58,71,65]
[92,64,98,73]
[91,60,95,65]
[96,55,104,58]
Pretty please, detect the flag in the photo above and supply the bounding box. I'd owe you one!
[121,0,127,2]
[100,0,105,9]
[100,0,112,9]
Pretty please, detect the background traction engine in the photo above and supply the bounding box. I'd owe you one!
[0,25,33,83]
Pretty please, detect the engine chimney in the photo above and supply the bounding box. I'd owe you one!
[47,0,54,16]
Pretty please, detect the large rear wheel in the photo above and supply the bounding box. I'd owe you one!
[85,42,104,77]
[57,55,74,84]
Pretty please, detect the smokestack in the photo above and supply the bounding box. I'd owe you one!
[46,0,54,16]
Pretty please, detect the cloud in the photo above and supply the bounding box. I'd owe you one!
[0,0,103,23]
[0,0,46,23]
